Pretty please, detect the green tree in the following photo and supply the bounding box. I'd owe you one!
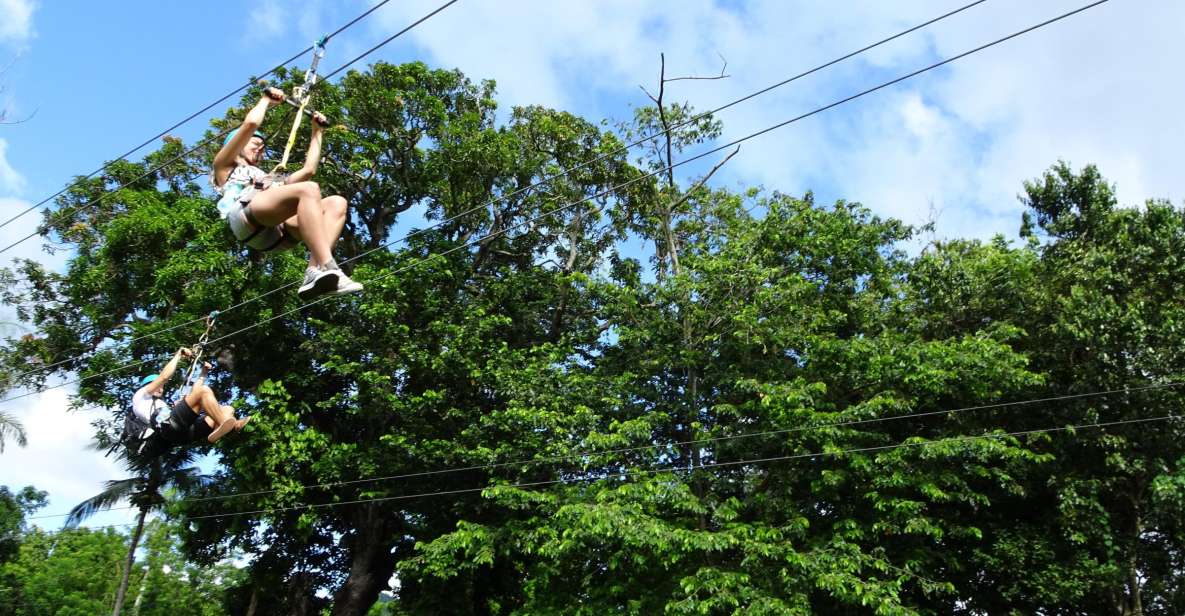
[0,60,640,614]
[0,485,46,564]
[124,519,242,616]
[403,85,1048,614]
[0,520,237,616]
[991,163,1184,614]
[0,526,128,615]
[894,163,1185,614]
[67,448,209,616]
[4,56,1183,615]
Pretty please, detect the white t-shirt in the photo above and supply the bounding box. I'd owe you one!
[131,384,170,424]
[211,163,270,219]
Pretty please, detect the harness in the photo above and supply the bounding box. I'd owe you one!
[212,35,331,252]
[213,163,268,217]
[272,35,327,175]
[212,163,292,252]
[116,313,220,459]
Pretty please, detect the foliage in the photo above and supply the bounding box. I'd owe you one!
[0,485,45,564]
[0,518,239,616]
[0,58,1182,615]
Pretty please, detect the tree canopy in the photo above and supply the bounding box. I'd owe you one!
[1,60,1182,615]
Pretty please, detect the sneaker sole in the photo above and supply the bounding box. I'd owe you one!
[297,270,339,300]
[329,282,364,297]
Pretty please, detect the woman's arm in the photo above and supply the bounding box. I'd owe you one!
[144,347,192,394]
[286,111,328,184]
[213,87,285,185]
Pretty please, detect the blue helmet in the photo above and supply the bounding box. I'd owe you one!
[139,374,159,387]
[223,128,266,148]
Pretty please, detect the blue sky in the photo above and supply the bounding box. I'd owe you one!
[1,0,1182,528]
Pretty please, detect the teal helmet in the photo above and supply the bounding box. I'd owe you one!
[223,128,266,148]
[139,374,159,387]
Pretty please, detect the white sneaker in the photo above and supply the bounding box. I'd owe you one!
[330,271,364,296]
[297,265,339,300]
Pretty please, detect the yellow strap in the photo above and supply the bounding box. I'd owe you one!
[270,37,325,175]
[272,96,310,174]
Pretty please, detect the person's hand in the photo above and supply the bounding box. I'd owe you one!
[179,347,194,358]
[311,111,330,129]
[263,87,286,106]
[201,361,213,372]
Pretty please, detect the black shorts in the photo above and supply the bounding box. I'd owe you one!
[159,399,212,445]
[192,412,214,442]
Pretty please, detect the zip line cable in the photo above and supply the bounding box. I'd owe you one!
[0,0,401,232]
[70,412,1182,530]
[0,0,461,257]
[196,0,1117,355]
[320,0,461,83]
[207,0,995,326]
[27,380,1184,521]
[0,0,1112,409]
[2,0,1002,382]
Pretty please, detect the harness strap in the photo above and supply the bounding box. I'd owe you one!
[240,204,267,242]
[242,203,263,227]
[179,313,219,398]
[261,224,289,252]
[272,36,326,174]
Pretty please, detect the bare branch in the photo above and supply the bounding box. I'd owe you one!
[638,85,659,105]
[0,107,37,126]
[665,53,730,83]
[668,145,741,213]
[657,54,675,190]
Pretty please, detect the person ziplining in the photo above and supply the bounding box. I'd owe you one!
[210,36,362,300]
[121,315,248,459]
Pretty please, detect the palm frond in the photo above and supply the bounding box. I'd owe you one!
[0,410,27,453]
[65,477,141,528]
[168,464,216,493]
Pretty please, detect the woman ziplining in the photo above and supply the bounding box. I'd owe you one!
[128,348,248,451]
[211,37,362,300]
[121,315,249,459]
[211,90,361,300]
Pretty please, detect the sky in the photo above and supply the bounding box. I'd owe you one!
[0,0,1181,529]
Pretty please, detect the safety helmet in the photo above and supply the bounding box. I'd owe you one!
[223,128,267,148]
[139,374,159,387]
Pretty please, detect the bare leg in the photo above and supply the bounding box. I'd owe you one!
[183,385,237,444]
[246,181,333,266]
[322,195,348,249]
[228,406,251,431]
[284,194,348,266]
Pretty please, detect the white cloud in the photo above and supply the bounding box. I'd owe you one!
[0,0,35,47]
[0,387,136,530]
[0,138,26,194]
[362,0,1181,242]
[246,0,330,45]
[249,0,287,41]
[0,198,67,271]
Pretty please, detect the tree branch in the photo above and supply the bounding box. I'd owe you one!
[664,54,730,82]
[668,145,741,213]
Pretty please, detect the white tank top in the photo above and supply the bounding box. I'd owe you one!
[211,164,268,219]
[131,384,170,424]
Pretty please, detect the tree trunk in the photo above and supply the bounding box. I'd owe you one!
[290,572,318,616]
[245,587,258,616]
[131,564,148,615]
[1126,557,1143,616]
[1125,509,1144,616]
[112,506,147,616]
[330,509,399,616]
